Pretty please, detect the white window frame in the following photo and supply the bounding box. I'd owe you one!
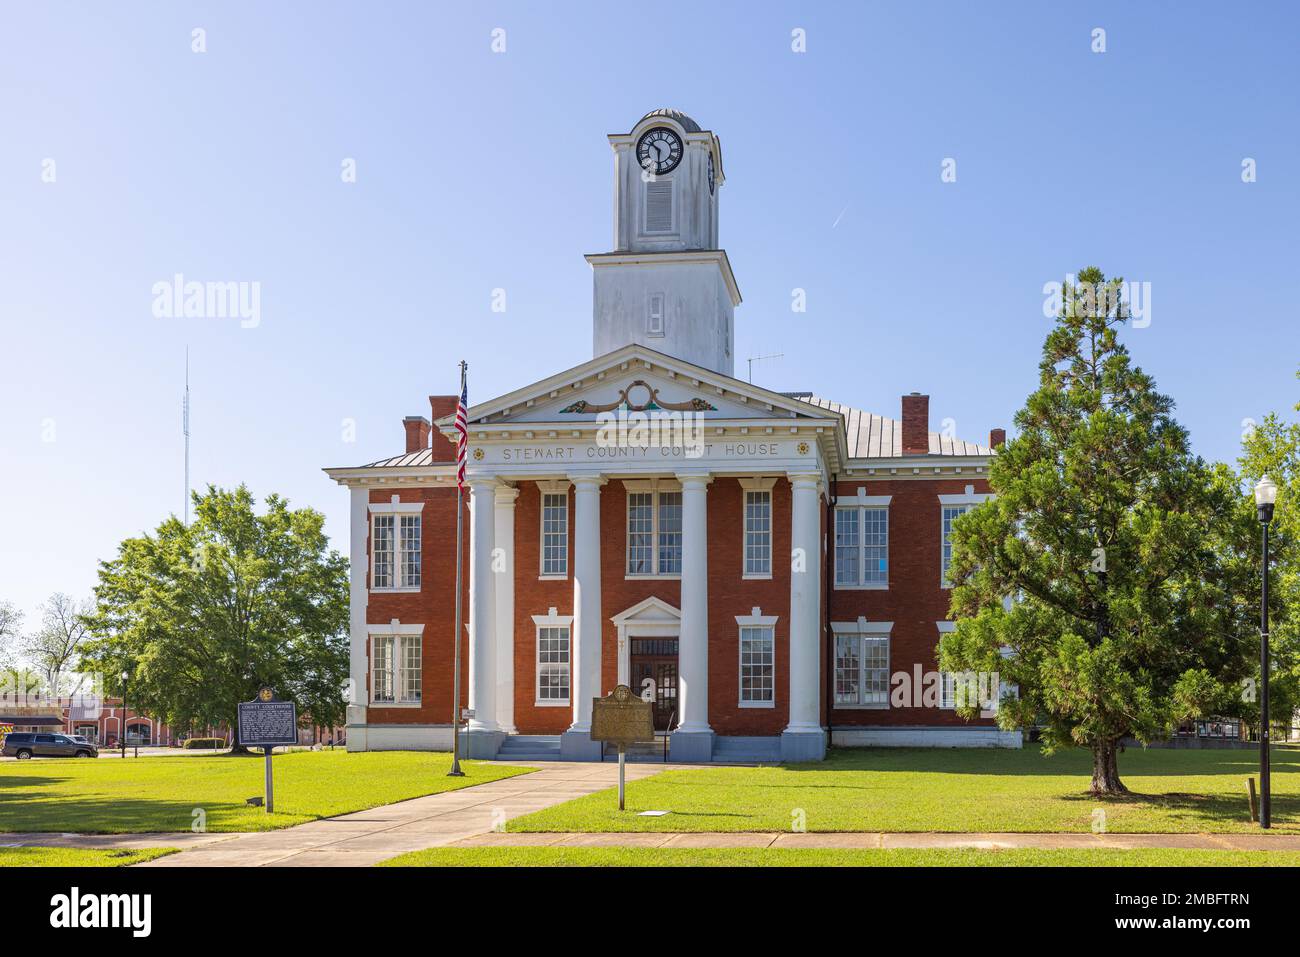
[368,619,424,707]
[647,292,665,337]
[834,491,891,590]
[532,607,574,707]
[537,480,570,579]
[370,497,425,593]
[831,618,893,710]
[935,620,1015,714]
[939,486,993,588]
[736,608,778,708]
[739,477,776,580]
[624,480,683,579]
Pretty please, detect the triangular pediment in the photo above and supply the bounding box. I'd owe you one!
[610,595,681,627]
[449,344,841,429]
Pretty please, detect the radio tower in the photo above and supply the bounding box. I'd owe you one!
[183,348,191,525]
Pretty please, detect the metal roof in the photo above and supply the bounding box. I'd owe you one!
[789,394,992,459]
[638,108,701,133]
[361,449,438,468]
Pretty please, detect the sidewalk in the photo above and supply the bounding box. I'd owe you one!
[132,761,684,867]
[450,830,1300,851]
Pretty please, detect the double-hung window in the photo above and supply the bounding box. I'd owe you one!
[832,620,892,708]
[533,609,574,705]
[834,493,890,588]
[370,625,423,705]
[371,499,423,590]
[540,488,569,577]
[939,487,992,587]
[736,610,778,707]
[626,485,682,576]
[740,478,775,578]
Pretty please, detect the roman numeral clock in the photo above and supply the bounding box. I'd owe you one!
[636,126,683,175]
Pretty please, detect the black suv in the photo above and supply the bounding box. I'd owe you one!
[2,732,99,759]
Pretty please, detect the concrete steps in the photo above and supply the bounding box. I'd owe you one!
[496,735,562,761]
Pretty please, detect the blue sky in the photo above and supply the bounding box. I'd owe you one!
[2,1,1297,624]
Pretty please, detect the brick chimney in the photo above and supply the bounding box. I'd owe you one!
[427,394,460,463]
[989,428,1006,449]
[403,416,430,454]
[901,393,930,455]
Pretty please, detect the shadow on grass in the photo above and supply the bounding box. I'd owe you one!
[0,774,252,833]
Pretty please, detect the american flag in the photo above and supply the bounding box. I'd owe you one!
[454,376,468,488]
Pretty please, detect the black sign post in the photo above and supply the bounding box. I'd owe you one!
[238,688,298,813]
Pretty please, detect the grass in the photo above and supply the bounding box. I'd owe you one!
[0,846,177,867]
[0,750,532,833]
[382,846,1300,867]
[508,745,1300,834]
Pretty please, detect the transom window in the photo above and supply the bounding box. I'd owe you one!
[541,492,568,577]
[833,623,891,708]
[371,633,422,704]
[627,489,683,576]
[835,503,888,588]
[743,490,772,577]
[941,504,973,587]
[739,625,775,706]
[536,625,571,705]
[372,512,421,590]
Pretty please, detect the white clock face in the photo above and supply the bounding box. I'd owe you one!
[636,127,683,175]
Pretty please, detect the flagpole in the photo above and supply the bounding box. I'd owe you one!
[448,360,467,777]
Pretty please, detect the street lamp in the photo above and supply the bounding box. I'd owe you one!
[1255,474,1278,829]
[120,669,129,761]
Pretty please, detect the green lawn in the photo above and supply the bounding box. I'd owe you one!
[0,750,532,833]
[0,846,177,867]
[508,746,1300,834]
[383,846,1300,867]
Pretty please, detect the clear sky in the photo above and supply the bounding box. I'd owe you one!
[2,1,1297,625]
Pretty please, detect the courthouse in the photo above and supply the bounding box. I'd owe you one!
[325,109,1017,762]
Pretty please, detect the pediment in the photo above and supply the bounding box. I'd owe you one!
[610,595,681,626]
[455,344,840,429]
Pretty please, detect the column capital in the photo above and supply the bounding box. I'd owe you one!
[787,470,823,490]
[493,484,519,505]
[566,473,608,489]
[675,471,714,488]
[466,475,499,492]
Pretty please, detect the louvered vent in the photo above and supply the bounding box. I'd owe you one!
[645,179,673,232]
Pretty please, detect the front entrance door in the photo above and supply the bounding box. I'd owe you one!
[629,637,678,731]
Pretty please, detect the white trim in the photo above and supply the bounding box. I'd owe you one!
[368,619,425,636]
[532,607,574,707]
[368,495,426,515]
[736,607,778,709]
[624,481,687,579]
[539,486,570,579]
[833,500,890,590]
[741,484,774,580]
[938,484,992,506]
[611,597,681,688]
[368,621,424,707]
[831,619,893,710]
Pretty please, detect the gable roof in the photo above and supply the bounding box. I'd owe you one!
[790,395,991,458]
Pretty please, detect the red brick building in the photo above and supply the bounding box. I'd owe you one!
[325,110,1017,761]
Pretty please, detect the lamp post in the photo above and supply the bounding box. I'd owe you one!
[120,669,129,761]
[1255,474,1278,829]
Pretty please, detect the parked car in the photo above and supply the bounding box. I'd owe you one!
[2,732,99,759]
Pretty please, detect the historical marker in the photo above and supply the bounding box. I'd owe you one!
[238,688,298,812]
[590,685,655,810]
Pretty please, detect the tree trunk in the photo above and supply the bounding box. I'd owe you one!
[1090,738,1129,795]
[227,711,250,754]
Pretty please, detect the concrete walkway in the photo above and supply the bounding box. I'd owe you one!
[129,761,684,867]
[450,830,1300,851]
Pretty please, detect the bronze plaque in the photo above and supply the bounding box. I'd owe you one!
[590,685,655,746]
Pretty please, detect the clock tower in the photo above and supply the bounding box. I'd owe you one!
[586,109,741,376]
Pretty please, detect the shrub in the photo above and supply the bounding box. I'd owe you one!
[182,737,226,750]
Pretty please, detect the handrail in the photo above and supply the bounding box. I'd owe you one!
[663,710,677,762]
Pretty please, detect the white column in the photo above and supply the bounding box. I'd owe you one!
[346,486,369,750]
[676,472,712,734]
[493,484,518,734]
[467,478,498,732]
[568,474,604,733]
[786,471,823,734]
